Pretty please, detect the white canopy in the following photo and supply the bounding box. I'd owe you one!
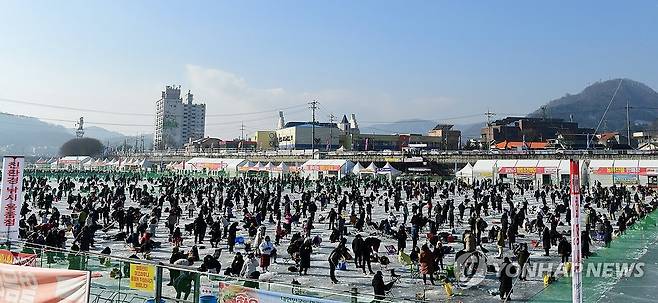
[186,158,246,172]
[472,160,497,178]
[378,162,401,176]
[364,162,379,173]
[456,163,473,178]
[352,162,365,174]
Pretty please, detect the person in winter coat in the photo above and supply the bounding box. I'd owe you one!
[419,244,435,285]
[542,227,551,256]
[259,236,274,272]
[557,236,571,263]
[229,253,244,276]
[228,222,239,252]
[298,239,313,275]
[352,234,365,270]
[194,214,207,244]
[514,243,530,281]
[498,257,515,300]
[372,271,395,302]
[241,253,260,279]
[396,225,407,253]
[255,226,267,253]
[496,228,506,258]
[328,238,349,284]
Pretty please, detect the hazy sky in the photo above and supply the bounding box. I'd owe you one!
[1,1,657,138]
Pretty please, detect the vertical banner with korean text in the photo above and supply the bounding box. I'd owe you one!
[569,160,582,303]
[0,156,24,242]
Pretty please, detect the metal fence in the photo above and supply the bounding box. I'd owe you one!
[1,240,409,303]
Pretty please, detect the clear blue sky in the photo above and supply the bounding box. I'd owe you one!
[1,1,657,137]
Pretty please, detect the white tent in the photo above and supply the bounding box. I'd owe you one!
[588,159,615,187]
[301,159,355,179]
[270,162,290,177]
[639,160,658,186]
[455,163,473,183]
[363,162,379,174]
[377,162,401,180]
[263,162,275,171]
[186,158,246,176]
[472,160,497,180]
[352,162,364,175]
[51,156,92,170]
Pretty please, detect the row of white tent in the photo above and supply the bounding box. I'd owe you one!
[457,159,658,187]
[174,158,402,179]
[35,156,151,170]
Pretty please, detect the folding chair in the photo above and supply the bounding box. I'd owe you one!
[398,251,419,279]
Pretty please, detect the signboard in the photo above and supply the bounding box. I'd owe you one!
[0,263,90,303]
[218,282,336,303]
[497,167,558,175]
[129,263,155,292]
[593,167,640,175]
[0,156,24,242]
[303,165,341,172]
[613,174,639,185]
[570,160,582,303]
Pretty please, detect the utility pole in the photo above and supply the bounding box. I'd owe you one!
[309,100,318,155]
[485,109,495,149]
[328,114,335,151]
[240,122,245,152]
[626,99,631,146]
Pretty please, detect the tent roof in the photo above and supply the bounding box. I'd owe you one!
[537,159,561,168]
[472,160,497,173]
[302,159,352,167]
[639,160,658,168]
[614,160,639,168]
[588,160,614,168]
[456,163,473,177]
[352,162,364,174]
[59,156,92,162]
[515,159,538,167]
[365,162,379,171]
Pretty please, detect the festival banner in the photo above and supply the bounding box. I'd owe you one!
[129,263,155,292]
[218,282,338,303]
[497,167,556,175]
[0,263,90,303]
[0,156,25,242]
[304,165,341,172]
[593,167,640,175]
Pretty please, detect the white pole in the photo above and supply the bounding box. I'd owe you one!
[569,159,582,303]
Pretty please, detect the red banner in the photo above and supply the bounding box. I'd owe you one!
[569,160,582,303]
[592,167,658,175]
[0,264,90,303]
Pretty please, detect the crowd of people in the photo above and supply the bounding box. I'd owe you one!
[14,169,658,301]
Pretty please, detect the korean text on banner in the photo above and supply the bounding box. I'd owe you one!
[570,160,582,303]
[129,263,155,292]
[0,156,24,242]
[0,263,90,303]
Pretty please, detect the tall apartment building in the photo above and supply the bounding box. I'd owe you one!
[154,85,206,150]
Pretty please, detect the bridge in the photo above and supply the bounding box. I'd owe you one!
[134,149,658,165]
